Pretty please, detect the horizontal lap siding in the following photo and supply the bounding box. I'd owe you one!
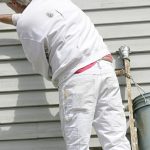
[0,1,150,149]
[0,138,102,150]
[73,0,150,10]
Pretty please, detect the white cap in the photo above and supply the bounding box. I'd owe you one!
[16,0,31,5]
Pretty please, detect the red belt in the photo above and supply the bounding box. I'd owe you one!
[75,54,113,74]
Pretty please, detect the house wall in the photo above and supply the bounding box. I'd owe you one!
[0,0,150,149]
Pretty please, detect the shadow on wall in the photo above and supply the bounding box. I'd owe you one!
[0,39,66,150]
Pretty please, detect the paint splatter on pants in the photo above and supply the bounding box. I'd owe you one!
[58,60,131,150]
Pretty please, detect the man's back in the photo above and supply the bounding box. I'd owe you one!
[15,0,110,86]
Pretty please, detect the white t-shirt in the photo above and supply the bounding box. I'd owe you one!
[12,0,110,87]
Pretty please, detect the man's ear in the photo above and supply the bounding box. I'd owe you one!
[7,0,26,13]
[11,0,19,7]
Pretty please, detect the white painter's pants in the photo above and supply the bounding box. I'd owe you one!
[58,60,131,150]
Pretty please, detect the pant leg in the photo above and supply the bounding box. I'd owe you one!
[58,74,97,150]
[92,60,131,150]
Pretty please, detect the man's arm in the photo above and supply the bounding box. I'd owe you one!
[0,13,21,25]
[0,0,27,25]
[0,14,13,25]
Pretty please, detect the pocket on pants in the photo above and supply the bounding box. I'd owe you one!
[60,75,96,121]
[103,71,123,108]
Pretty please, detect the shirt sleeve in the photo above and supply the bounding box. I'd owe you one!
[12,13,22,26]
[20,38,52,81]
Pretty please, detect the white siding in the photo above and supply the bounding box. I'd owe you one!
[0,1,150,149]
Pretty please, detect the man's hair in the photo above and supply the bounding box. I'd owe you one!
[0,0,31,5]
